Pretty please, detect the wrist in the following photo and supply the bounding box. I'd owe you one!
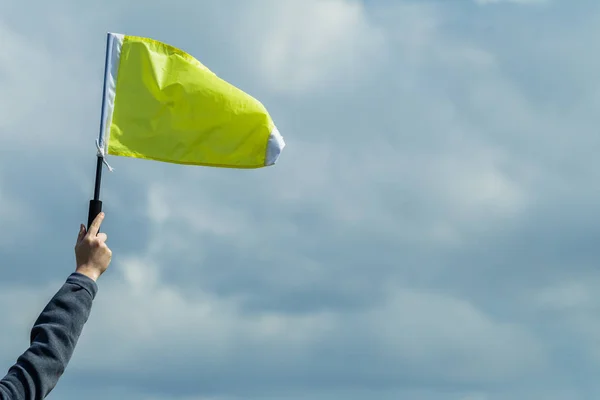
[75,266,100,282]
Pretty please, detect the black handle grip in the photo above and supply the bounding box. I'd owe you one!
[88,199,103,230]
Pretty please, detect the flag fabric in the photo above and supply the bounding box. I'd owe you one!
[97,33,285,169]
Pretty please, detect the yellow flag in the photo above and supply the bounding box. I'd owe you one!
[97,33,285,169]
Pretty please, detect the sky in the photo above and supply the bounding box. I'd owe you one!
[0,0,599,399]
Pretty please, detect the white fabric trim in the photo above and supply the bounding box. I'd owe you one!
[97,32,124,169]
[265,126,285,166]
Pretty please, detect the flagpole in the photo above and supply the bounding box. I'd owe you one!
[88,157,103,229]
[87,33,111,230]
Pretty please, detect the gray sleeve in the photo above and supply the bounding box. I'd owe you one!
[0,272,98,400]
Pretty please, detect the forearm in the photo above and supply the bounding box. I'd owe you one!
[0,273,97,400]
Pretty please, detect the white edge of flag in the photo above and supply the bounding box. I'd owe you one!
[96,32,124,168]
[265,126,285,166]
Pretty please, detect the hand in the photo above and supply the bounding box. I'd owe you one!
[74,212,112,282]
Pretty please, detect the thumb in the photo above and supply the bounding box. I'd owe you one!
[77,224,86,243]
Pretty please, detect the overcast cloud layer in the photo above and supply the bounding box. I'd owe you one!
[0,0,599,399]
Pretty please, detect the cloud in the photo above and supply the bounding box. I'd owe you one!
[474,0,547,4]
[61,254,546,399]
[1,0,600,399]
[0,179,37,247]
[236,0,386,95]
[0,19,98,152]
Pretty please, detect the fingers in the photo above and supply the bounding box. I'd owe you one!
[87,212,105,237]
[77,224,86,243]
[96,232,108,243]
